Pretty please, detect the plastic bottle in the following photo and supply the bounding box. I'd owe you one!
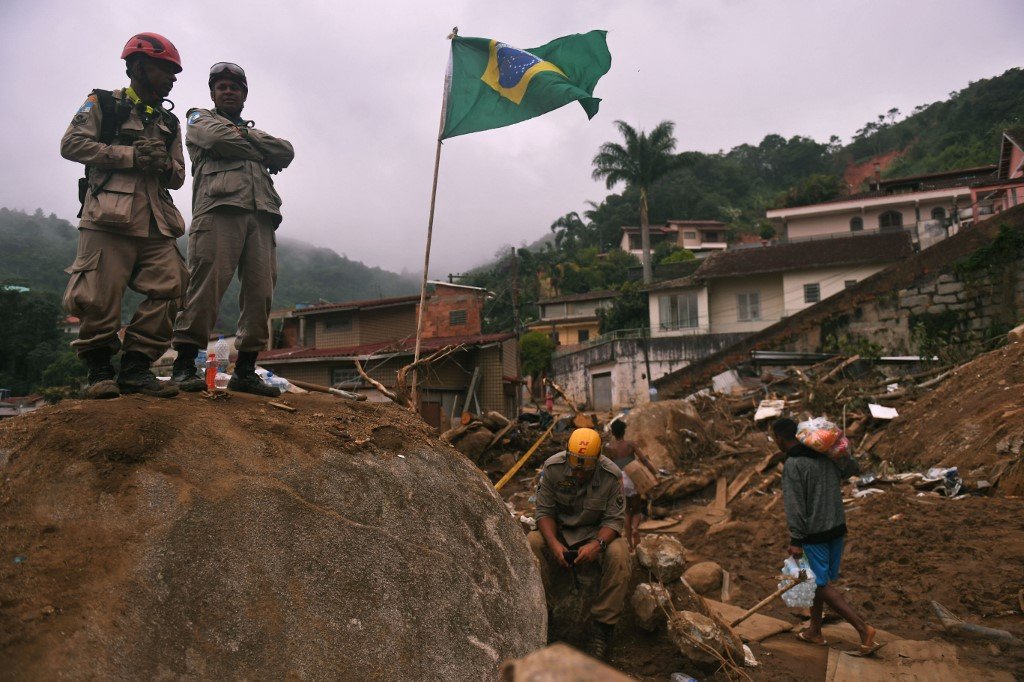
[206,353,217,390]
[214,335,230,374]
[195,349,207,375]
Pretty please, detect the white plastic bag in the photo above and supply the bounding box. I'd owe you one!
[779,556,817,608]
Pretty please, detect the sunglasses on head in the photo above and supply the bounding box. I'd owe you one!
[209,62,245,79]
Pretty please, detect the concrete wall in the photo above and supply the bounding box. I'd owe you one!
[781,264,888,317]
[708,274,785,334]
[551,333,747,409]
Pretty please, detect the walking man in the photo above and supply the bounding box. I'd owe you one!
[170,62,294,395]
[60,32,187,399]
[772,417,881,655]
[528,428,629,660]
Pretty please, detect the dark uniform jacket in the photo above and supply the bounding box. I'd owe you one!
[535,452,625,546]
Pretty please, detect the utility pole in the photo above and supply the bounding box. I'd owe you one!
[510,247,522,416]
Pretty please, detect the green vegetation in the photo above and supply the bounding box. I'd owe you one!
[592,120,680,283]
[0,208,418,334]
[0,287,83,395]
[519,331,555,378]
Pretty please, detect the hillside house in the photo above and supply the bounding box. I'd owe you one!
[258,282,520,428]
[766,165,998,250]
[620,220,730,259]
[647,231,914,336]
[525,290,618,347]
[969,128,1024,219]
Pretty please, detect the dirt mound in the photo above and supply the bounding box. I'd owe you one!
[0,392,545,680]
[622,400,716,472]
[874,340,1024,494]
[682,486,1024,679]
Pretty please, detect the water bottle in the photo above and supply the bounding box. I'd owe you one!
[205,353,217,390]
[214,335,230,374]
[194,349,207,375]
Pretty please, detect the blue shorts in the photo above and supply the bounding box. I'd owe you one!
[802,536,845,586]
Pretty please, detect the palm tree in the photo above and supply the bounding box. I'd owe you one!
[592,120,678,284]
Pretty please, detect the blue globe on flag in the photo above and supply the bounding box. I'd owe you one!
[495,43,542,88]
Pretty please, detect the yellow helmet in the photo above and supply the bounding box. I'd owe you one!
[566,428,602,469]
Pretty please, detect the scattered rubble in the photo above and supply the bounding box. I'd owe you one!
[636,535,686,583]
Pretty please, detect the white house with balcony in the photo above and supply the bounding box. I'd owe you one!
[647,231,913,337]
[766,165,997,251]
[620,220,730,259]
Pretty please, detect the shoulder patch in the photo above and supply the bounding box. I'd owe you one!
[77,101,94,114]
[71,113,89,127]
[187,111,202,125]
[615,494,624,507]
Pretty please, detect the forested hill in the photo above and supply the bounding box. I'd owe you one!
[0,208,418,330]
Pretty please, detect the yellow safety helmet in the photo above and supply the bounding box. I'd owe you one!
[566,428,602,469]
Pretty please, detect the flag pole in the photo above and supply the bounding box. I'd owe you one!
[411,27,458,412]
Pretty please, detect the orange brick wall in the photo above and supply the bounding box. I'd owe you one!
[419,287,485,338]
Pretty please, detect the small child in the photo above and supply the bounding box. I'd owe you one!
[605,419,659,550]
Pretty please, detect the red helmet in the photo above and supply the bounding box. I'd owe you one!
[120,32,182,73]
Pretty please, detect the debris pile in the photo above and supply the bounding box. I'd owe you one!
[490,336,1024,678]
[0,393,545,680]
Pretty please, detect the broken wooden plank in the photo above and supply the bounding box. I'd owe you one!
[484,420,516,452]
[494,423,555,492]
[268,401,296,413]
[726,467,757,504]
[704,599,793,643]
[823,354,861,382]
[931,601,1024,646]
[713,476,728,509]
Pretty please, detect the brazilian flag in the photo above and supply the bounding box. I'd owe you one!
[441,31,612,139]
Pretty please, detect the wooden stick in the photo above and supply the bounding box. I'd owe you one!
[543,377,577,414]
[289,379,366,401]
[355,358,402,404]
[485,420,517,452]
[729,578,803,628]
[268,401,296,413]
[494,423,555,492]
[822,354,860,382]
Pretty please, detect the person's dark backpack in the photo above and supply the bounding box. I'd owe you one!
[77,89,179,217]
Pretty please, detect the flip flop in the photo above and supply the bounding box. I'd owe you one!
[796,630,828,646]
[854,641,883,657]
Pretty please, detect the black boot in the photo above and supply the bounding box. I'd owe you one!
[81,348,120,400]
[171,343,207,392]
[228,351,280,397]
[587,621,614,660]
[117,351,179,398]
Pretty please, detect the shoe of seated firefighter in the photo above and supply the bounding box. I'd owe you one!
[227,351,280,397]
[587,621,614,660]
[117,351,179,398]
[170,345,207,392]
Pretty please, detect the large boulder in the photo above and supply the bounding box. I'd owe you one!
[631,582,672,631]
[667,610,744,666]
[636,535,686,583]
[0,394,545,680]
[620,400,716,472]
[683,561,723,595]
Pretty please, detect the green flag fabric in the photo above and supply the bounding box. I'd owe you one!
[440,30,611,140]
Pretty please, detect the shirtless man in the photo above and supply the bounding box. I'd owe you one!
[605,419,659,550]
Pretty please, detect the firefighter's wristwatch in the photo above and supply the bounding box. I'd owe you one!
[596,538,607,552]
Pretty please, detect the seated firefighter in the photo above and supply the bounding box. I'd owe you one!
[528,427,630,659]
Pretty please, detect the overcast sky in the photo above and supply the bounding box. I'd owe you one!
[0,1,1020,278]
